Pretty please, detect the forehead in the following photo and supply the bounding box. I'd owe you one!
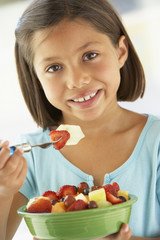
[32,18,109,53]
[31,18,116,68]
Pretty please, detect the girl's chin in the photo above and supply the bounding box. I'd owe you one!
[70,108,105,123]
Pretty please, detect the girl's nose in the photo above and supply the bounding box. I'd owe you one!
[66,68,91,89]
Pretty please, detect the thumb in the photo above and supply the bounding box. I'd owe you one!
[119,223,132,239]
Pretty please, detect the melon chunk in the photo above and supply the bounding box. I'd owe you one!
[75,193,88,203]
[56,124,85,145]
[97,200,112,208]
[89,188,106,203]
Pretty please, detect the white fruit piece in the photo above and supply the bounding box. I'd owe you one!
[75,193,88,203]
[89,188,106,203]
[97,200,112,208]
[56,124,85,145]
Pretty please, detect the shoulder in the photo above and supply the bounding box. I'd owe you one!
[141,114,160,155]
[145,114,160,136]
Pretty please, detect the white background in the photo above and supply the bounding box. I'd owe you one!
[0,1,160,239]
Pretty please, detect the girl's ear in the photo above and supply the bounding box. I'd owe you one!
[117,35,128,68]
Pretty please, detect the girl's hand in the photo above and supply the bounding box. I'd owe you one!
[0,140,28,198]
[99,224,132,240]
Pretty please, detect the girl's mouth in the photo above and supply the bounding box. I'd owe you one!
[68,89,102,109]
[72,91,98,103]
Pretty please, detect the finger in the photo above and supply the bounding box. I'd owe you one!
[0,155,28,195]
[0,141,10,169]
[119,224,132,239]
[12,156,28,191]
[3,148,24,175]
[16,156,28,181]
[0,140,9,148]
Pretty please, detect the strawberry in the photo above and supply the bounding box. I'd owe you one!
[66,199,88,212]
[103,184,117,197]
[106,192,123,205]
[49,130,70,150]
[27,196,52,213]
[111,182,120,191]
[42,191,59,201]
[56,185,77,199]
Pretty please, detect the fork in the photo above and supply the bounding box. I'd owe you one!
[0,137,62,155]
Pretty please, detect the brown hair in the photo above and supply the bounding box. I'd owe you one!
[15,0,145,129]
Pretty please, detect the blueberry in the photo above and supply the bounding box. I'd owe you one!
[60,197,65,202]
[83,188,90,195]
[118,196,127,202]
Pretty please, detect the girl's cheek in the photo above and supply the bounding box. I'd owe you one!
[90,62,110,80]
[44,81,64,104]
[91,59,121,83]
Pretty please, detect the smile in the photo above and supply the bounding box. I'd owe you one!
[72,91,97,103]
[68,89,102,110]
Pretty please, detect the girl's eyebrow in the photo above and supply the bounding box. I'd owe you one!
[40,56,58,64]
[40,41,100,64]
[77,41,100,52]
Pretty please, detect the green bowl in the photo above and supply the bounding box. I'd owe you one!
[18,194,137,240]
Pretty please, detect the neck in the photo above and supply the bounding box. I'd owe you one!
[62,104,127,136]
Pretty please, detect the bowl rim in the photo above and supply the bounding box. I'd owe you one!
[17,194,138,217]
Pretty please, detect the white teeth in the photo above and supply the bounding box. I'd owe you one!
[73,91,97,103]
[78,98,84,102]
[73,99,79,102]
[84,95,91,101]
[91,92,96,98]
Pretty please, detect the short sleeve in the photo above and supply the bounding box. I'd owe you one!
[15,135,38,200]
[19,151,38,200]
[157,146,160,204]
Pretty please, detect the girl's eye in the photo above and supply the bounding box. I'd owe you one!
[46,64,62,73]
[83,52,98,61]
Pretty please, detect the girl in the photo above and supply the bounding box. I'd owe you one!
[0,0,160,239]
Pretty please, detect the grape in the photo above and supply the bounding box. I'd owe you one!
[89,186,99,192]
[64,195,76,208]
[73,185,78,193]
[88,201,98,209]
[77,182,89,193]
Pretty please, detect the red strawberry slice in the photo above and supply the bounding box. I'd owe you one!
[49,130,70,150]
[106,192,123,205]
[42,191,59,201]
[66,199,88,212]
[103,184,118,197]
[56,185,77,199]
[111,182,120,191]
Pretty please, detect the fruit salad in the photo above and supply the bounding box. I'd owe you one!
[50,124,85,150]
[26,182,129,213]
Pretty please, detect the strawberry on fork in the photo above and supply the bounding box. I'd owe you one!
[49,130,70,150]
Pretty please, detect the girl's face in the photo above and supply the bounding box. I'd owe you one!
[33,19,128,123]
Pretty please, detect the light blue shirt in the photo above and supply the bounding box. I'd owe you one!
[19,114,160,238]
